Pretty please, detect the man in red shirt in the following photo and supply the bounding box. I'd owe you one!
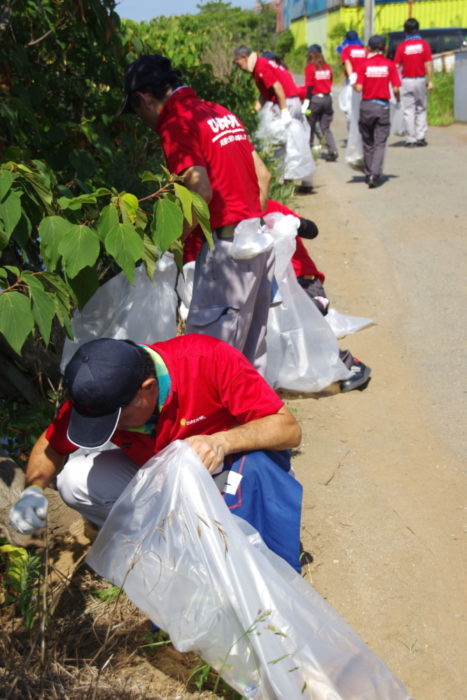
[394,18,433,147]
[118,54,273,375]
[355,35,401,188]
[8,335,303,570]
[341,32,368,84]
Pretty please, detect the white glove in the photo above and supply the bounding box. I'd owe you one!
[9,486,48,534]
[280,108,292,127]
[349,72,357,86]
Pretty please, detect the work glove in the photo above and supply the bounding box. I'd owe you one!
[280,108,293,127]
[349,72,357,86]
[9,486,48,534]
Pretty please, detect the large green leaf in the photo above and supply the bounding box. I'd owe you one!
[151,198,184,253]
[191,191,213,247]
[174,183,193,226]
[118,192,139,225]
[104,223,144,283]
[0,171,13,200]
[22,273,55,346]
[96,203,119,241]
[141,234,158,281]
[67,266,99,310]
[0,291,35,355]
[39,216,75,270]
[58,224,100,279]
[0,189,22,240]
[42,272,74,310]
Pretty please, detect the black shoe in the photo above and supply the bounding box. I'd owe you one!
[405,142,417,148]
[326,152,338,162]
[416,138,428,147]
[364,175,370,184]
[367,175,380,189]
[340,361,371,393]
[295,185,313,195]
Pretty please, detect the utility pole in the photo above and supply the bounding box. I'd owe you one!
[364,0,375,46]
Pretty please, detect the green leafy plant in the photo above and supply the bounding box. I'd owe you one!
[0,539,43,627]
[90,584,123,603]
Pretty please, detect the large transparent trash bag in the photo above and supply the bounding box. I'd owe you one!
[283,117,316,181]
[345,90,363,167]
[263,213,350,392]
[325,308,374,339]
[255,102,287,146]
[86,441,411,700]
[390,99,405,136]
[61,254,178,370]
[338,83,352,119]
[176,261,196,321]
[230,217,274,261]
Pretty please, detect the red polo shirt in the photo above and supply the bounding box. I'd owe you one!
[156,87,261,230]
[356,54,401,100]
[46,335,284,466]
[394,38,432,78]
[341,45,368,73]
[304,63,333,95]
[253,56,298,102]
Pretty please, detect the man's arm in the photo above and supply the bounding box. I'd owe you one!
[393,85,400,102]
[344,58,353,78]
[252,150,271,210]
[425,60,433,91]
[179,165,213,238]
[185,406,301,473]
[272,80,287,110]
[24,430,66,489]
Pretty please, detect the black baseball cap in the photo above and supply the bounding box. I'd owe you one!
[119,54,174,115]
[368,34,386,50]
[262,51,278,60]
[64,338,146,449]
[308,44,322,53]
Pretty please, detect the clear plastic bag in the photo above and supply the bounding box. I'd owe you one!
[255,102,287,145]
[230,218,274,261]
[283,116,316,181]
[263,213,350,392]
[61,254,178,370]
[338,83,352,118]
[325,307,374,339]
[345,89,364,167]
[176,261,196,321]
[86,441,411,700]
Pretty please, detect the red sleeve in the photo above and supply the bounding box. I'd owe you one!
[341,47,349,64]
[423,40,433,61]
[263,199,296,217]
[159,116,207,174]
[255,57,279,89]
[356,63,365,85]
[213,342,283,422]
[45,401,79,455]
[304,63,315,87]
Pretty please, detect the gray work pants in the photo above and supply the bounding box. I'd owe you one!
[358,100,390,178]
[307,94,337,154]
[185,234,275,376]
[401,77,428,143]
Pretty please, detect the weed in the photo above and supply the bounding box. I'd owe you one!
[0,539,43,628]
[90,584,123,603]
[427,72,454,126]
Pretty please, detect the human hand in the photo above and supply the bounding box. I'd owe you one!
[280,108,292,127]
[9,486,48,534]
[349,72,357,86]
[184,434,227,474]
[427,80,433,92]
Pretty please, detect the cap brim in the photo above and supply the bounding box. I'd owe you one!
[67,406,121,449]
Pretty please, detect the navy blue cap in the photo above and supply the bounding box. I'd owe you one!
[119,54,174,115]
[308,44,322,53]
[368,34,386,50]
[262,51,278,60]
[64,338,146,448]
[346,30,359,41]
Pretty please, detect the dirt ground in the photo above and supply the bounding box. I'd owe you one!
[291,109,467,699]
[2,109,466,699]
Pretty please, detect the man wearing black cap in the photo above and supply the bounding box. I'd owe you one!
[119,54,273,376]
[394,18,433,147]
[341,31,367,84]
[354,35,401,188]
[8,335,303,570]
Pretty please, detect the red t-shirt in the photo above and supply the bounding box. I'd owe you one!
[264,200,324,281]
[341,45,368,73]
[304,62,333,95]
[394,38,432,77]
[253,56,298,102]
[356,54,401,100]
[46,335,284,466]
[156,87,261,230]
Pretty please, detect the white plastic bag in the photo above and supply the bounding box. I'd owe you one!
[255,102,287,146]
[61,254,178,370]
[345,89,364,167]
[176,261,196,321]
[263,213,350,392]
[325,307,374,339]
[230,217,274,261]
[86,441,411,700]
[338,83,352,119]
[283,116,316,181]
[390,100,405,136]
